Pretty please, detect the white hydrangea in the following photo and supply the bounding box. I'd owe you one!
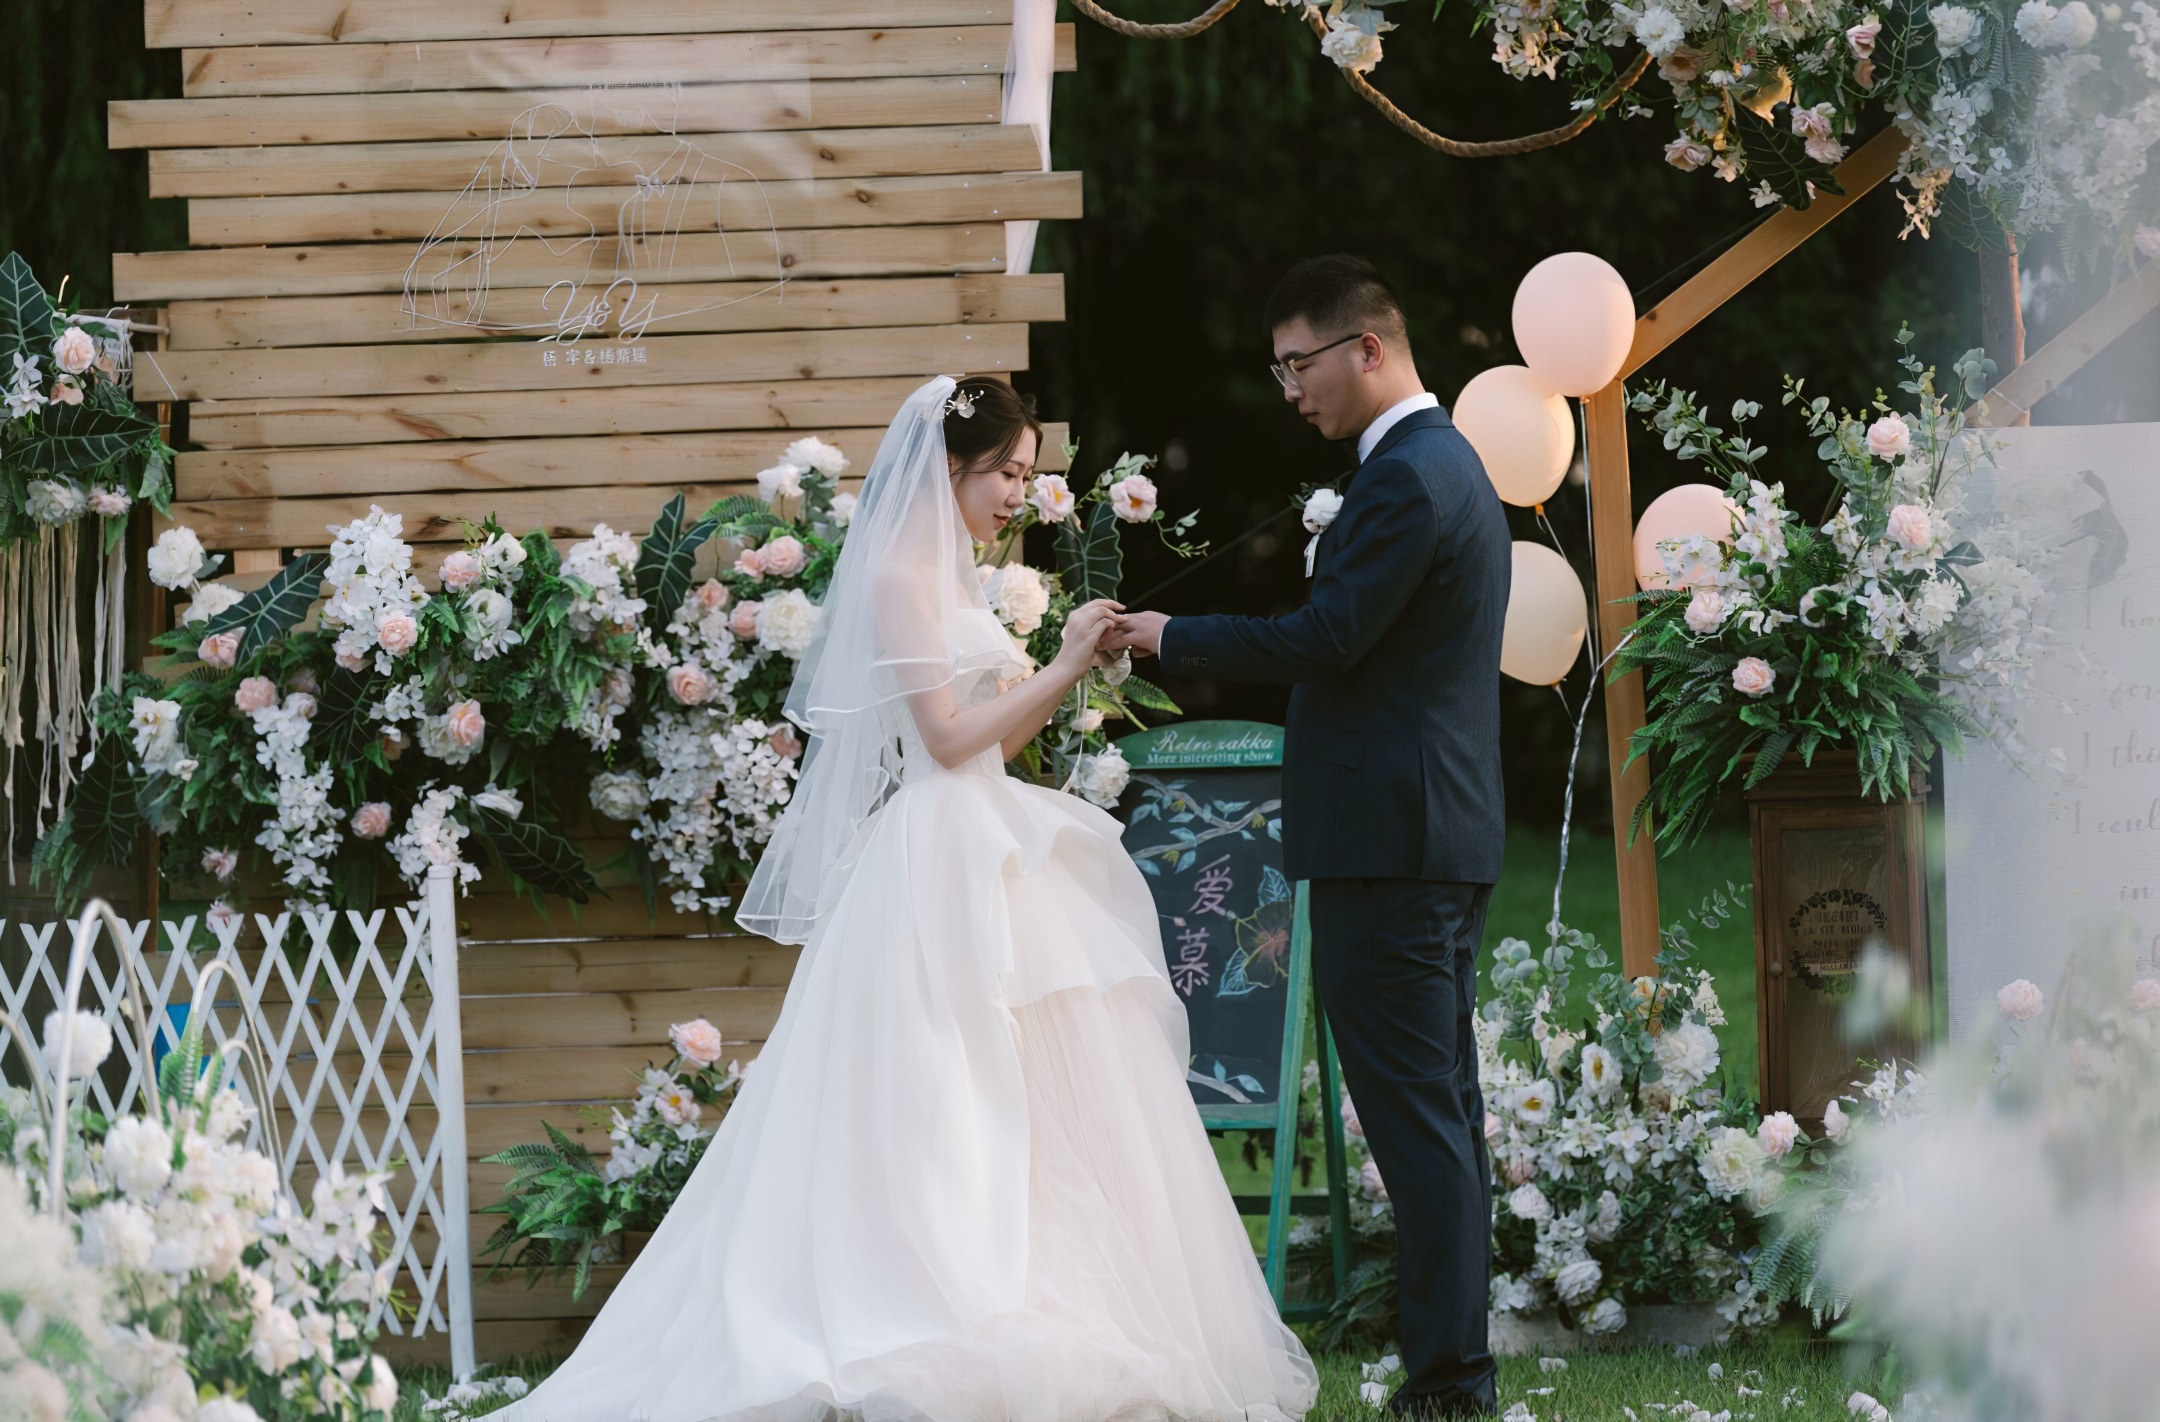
[181,580,247,626]
[25,479,87,525]
[562,524,648,635]
[321,506,427,674]
[387,784,479,893]
[462,585,520,660]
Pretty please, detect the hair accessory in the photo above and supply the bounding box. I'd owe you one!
[941,386,978,420]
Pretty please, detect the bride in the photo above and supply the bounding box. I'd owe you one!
[488,376,1319,1422]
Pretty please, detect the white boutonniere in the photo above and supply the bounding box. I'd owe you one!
[1301,486,1344,577]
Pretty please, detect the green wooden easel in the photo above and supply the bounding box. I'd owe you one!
[1114,720,1352,1320]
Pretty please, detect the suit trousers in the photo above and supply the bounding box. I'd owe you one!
[1311,877,1497,1415]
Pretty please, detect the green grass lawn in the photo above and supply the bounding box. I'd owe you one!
[392,1334,1889,1421]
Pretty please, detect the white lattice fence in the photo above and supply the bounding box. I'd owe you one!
[0,868,474,1372]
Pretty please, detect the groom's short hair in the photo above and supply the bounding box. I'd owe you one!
[1264,255,1409,348]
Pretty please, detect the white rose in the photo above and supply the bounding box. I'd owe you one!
[1698,1124,1769,1200]
[147,526,210,590]
[1073,707,1105,733]
[754,587,822,659]
[1683,587,1726,634]
[982,563,1051,635]
[41,1009,112,1077]
[1301,487,1344,535]
[1864,413,1912,460]
[472,786,523,818]
[81,1198,158,1272]
[360,1356,399,1414]
[103,1116,175,1199]
[1074,745,1131,807]
[1757,1110,1800,1158]
[1554,1256,1603,1303]
[197,1398,263,1422]
[830,491,859,527]
[1653,1018,1720,1091]
[1930,2,1983,50]
[1320,12,1389,71]
[589,769,649,821]
[1631,4,1687,57]
[1823,1098,1851,1140]
[1506,1182,1552,1222]
[53,325,98,375]
[181,581,247,625]
[1584,1297,1628,1335]
[755,462,804,503]
[782,436,849,477]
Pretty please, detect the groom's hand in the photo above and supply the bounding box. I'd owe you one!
[1105,610,1169,657]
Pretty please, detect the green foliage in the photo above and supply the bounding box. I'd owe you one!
[633,492,718,625]
[197,551,330,660]
[1056,498,1127,604]
[474,806,596,906]
[10,398,155,472]
[0,251,54,354]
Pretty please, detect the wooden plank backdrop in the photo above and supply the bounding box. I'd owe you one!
[114,0,1078,1363]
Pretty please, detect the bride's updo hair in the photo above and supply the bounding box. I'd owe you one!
[944,378,1043,475]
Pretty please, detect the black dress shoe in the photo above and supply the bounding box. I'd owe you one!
[1386,1388,1499,1419]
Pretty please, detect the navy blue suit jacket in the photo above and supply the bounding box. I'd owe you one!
[1157,406,1510,883]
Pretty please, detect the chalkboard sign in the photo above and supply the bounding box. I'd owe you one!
[1114,720,1299,1114]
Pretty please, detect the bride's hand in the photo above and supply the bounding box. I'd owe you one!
[1055,599,1123,673]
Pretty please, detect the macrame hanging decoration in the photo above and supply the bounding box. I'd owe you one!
[3,314,139,879]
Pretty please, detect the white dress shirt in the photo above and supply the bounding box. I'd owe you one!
[1356,391,1441,464]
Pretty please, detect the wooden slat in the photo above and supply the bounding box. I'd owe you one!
[174,427,884,499]
[179,24,1078,97]
[377,1316,583,1367]
[460,987,788,1049]
[135,321,1029,401]
[167,272,1064,349]
[163,481,723,547]
[111,75,1004,149]
[1968,262,2160,426]
[186,169,1082,246]
[185,374,934,447]
[115,224,1011,301]
[149,123,1044,198]
[147,0,1004,47]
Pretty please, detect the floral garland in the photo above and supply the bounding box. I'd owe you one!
[35,430,1199,924]
[1613,327,2048,846]
[1267,0,2160,254]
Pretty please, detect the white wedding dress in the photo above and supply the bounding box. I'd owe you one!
[490,386,1317,1422]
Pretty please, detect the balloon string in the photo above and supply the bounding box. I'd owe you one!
[1548,629,1635,946]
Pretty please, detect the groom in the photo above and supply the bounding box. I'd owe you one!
[1108,255,1509,1418]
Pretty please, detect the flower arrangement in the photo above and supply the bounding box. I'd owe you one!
[0,252,174,550]
[1614,327,2046,847]
[34,430,1201,921]
[1263,0,2160,254]
[2,1005,400,1422]
[1308,893,1786,1349]
[477,1017,746,1299]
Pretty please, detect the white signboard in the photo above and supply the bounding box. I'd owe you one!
[1945,422,2160,1039]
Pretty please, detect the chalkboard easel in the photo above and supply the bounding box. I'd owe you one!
[1113,720,1351,1319]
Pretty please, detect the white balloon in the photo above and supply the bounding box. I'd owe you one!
[1501,541,1588,686]
[1511,253,1636,398]
[1633,483,1740,590]
[1454,365,1575,508]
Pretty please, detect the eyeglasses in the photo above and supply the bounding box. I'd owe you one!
[1269,332,1369,391]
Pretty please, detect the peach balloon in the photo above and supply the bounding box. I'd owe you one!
[1511,253,1636,398]
[1453,365,1575,508]
[1501,542,1588,686]
[1633,484,1740,590]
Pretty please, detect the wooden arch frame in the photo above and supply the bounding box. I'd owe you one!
[1588,127,2160,974]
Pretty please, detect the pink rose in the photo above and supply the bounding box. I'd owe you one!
[284,692,317,719]
[768,724,804,759]
[1341,1094,1364,1139]
[350,802,392,840]
[1359,1158,1388,1202]
[730,600,763,640]
[198,631,240,668]
[1505,1154,1537,1185]
[234,676,278,712]
[1108,473,1159,523]
[1997,978,2044,1022]
[378,727,407,760]
[206,900,243,937]
[2132,979,2160,1013]
[1865,413,1912,460]
[667,662,717,706]
[1658,43,1703,81]
[1684,587,1727,634]
[440,550,483,590]
[335,648,368,672]
[53,326,97,376]
[1731,656,1776,697]
[287,667,319,696]
[733,547,768,578]
[757,535,806,578]
[692,580,730,614]
[1664,136,1712,172]
[1485,1111,1503,1142]
[1846,15,1880,55]
[444,699,486,749]
[201,847,238,882]
[1886,503,1932,550]
[669,1018,726,1067]
[375,612,418,656]
[87,488,131,519]
[1757,1110,1800,1158]
[49,376,84,406]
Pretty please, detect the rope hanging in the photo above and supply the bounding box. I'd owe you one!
[1070,0,1652,157]
[1069,0,1246,40]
